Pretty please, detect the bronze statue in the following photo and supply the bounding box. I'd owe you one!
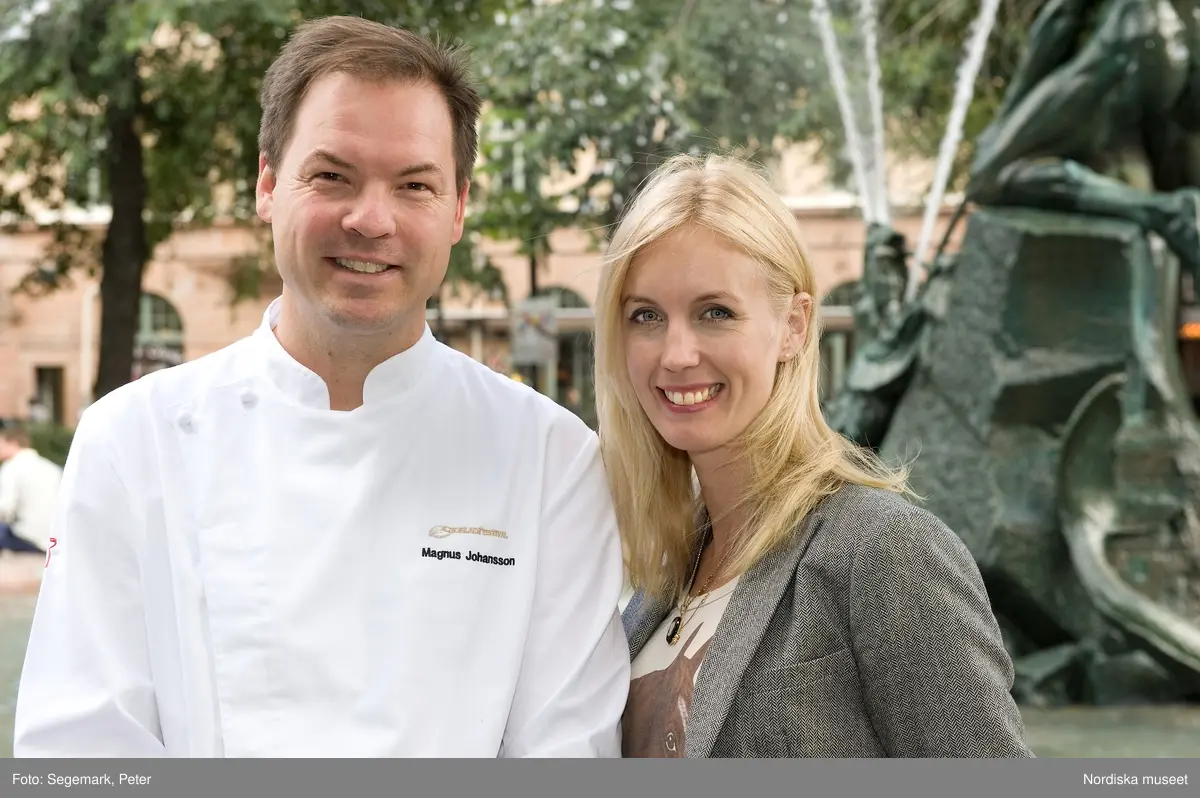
[832,0,1200,453]
[854,223,909,342]
[835,0,1200,702]
[966,0,1200,277]
[825,225,956,450]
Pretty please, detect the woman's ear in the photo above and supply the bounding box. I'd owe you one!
[779,292,813,361]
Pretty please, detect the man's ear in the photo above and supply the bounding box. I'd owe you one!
[256,155,276,223]
[779,292,813,361]
[451,179,470,244]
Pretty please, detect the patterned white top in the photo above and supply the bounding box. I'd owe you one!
[624,577,740,757]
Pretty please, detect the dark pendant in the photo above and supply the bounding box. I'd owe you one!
[665,615,682,645]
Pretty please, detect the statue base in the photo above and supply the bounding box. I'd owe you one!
[879,207,1200,704]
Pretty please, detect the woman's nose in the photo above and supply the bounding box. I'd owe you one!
[660,323,701,370]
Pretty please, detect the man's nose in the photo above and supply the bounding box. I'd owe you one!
[342,186,397,239]
[661,322,701,370]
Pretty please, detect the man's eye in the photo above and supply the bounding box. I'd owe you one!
[316,172,343,182]
[404,182,430,191]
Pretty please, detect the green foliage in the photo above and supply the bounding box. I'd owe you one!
[28,423,74,468]
[472,0,1049,238]
[877,0,1048,178]
[473,0,823,262]
[0,0,507,378]
[0,0,504,232]
[0,0,1049,340]
[446,217,508,306]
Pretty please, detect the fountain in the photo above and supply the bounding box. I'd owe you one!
[857,0,889,226]
[824,0,1200,705]
[908,0,1003,298]
[808,0,879,223]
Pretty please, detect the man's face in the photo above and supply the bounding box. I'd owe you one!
[256,73,467,349]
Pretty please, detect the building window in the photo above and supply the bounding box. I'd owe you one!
[32,366,65,425]
[133,293,185,380]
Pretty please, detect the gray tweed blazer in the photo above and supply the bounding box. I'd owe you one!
[622,483,1034,758]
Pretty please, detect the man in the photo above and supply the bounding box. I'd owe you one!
[14,16,629,757]
[0,421,62,555]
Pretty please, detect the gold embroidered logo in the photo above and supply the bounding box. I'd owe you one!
[428,525,508,540]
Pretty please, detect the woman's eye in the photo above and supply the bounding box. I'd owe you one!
[629,308,660,323]
[704,306,733,321]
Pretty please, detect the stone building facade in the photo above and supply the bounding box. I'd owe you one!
[0,198,964,427]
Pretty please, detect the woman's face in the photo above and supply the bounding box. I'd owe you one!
[621,224,809,465]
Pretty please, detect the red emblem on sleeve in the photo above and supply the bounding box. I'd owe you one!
[44,537,57,568]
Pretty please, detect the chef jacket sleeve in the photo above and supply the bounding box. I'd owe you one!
[499,424,630,757]
[13,403,166,757]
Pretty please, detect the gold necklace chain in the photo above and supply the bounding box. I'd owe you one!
[665,533,735,646]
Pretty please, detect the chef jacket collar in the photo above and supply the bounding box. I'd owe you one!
[252,297,439,410]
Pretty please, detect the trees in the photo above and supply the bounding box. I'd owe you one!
[1,0,282,399]
[877,0,1048,167]
[473,0,1050,255]
[473,0,823,289]
[0,0,1047,402]
[0,0,499,400]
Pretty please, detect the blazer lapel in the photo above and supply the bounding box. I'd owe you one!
[622,588,673,660]
[685,512,827,757]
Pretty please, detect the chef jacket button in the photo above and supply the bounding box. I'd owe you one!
[241,389,258,408]
[177,413,195,432]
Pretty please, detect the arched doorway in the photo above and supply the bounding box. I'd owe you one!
[524,286,597,429]
[132,292,184,380]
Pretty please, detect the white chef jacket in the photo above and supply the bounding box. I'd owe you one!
[0,447,63,550]
[14,298,630,757]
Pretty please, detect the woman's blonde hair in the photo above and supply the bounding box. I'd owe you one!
[594,152,910,602]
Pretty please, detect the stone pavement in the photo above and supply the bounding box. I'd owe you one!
[0,552,42,594]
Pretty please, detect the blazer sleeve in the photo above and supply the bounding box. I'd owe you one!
[848,502,1034,758]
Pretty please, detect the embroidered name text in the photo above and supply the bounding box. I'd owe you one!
[421,547,515,566]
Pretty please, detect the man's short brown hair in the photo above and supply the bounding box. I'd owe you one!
[258,16,482,192]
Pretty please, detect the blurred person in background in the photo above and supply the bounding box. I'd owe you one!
[0,421,62,556]
[593,153,1033,758]
[14,16,628,758]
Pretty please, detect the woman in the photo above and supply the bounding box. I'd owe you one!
[594,153,1033,758]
